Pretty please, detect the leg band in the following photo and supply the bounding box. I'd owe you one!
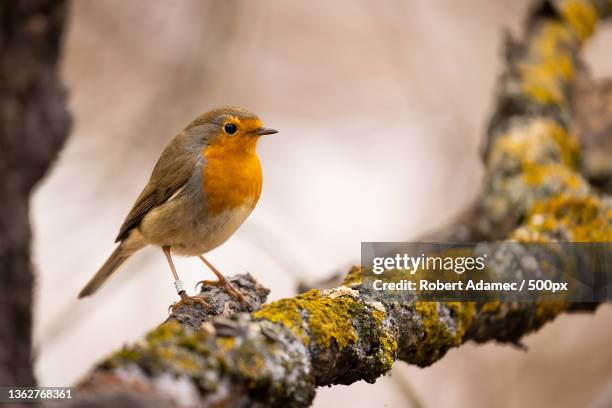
[174,280,185,294]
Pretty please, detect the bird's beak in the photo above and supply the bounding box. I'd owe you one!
[256,127,278,136]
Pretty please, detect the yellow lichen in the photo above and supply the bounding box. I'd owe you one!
[520,63,567,105]
[254,289,360,349]
[479,301,501,314]
[558,0,598,41]
[217,337,236,350]
[445,302,476,340]
[414,302,447,361]
[110,347,141,364]
[522,162,582,189]
[235,347,267,382]
[490,119,580,170]
[157,347,203,376]
[532,21,575,57]
[101,320,214,378]
[146,321,184,344]
[343,266,363,286]
[517,194,612,242]
[307,292,360,349]
[414,302,475,362]
[253,298,308,343]
[536,300,571,322]
[370,308,398,370]
[371,309,385,324]
[518,0,599,105]
[520,20,578,105]
[548,122,580,166]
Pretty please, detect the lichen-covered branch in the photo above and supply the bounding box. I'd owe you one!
[66,1,611,407]
[479,0,612,239]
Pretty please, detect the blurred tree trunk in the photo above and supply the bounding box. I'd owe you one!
[0,0,71,386]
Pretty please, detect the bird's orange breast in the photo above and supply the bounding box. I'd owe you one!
[202,134,262,215]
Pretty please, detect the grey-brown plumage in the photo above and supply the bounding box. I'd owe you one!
[115,132,202,242]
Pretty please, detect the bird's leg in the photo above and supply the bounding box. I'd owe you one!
[163,246,209,312]
[196,255,249,306]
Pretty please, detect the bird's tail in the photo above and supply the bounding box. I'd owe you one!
[78,239,142,298]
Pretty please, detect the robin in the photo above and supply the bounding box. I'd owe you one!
[78,106,277,310]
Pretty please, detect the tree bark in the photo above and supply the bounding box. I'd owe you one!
[0,0,71,386]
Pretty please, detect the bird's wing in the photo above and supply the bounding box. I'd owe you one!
[115,133,200,242]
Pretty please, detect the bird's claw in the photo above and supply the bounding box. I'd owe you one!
[196,278,249,307]
[169,291,210,313]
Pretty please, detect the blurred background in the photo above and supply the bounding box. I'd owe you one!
[30,1,612,407]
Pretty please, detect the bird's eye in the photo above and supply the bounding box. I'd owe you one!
[224,123,238,134]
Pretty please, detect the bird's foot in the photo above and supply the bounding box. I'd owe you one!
[169,291,210,313]
[196,277,249,307]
